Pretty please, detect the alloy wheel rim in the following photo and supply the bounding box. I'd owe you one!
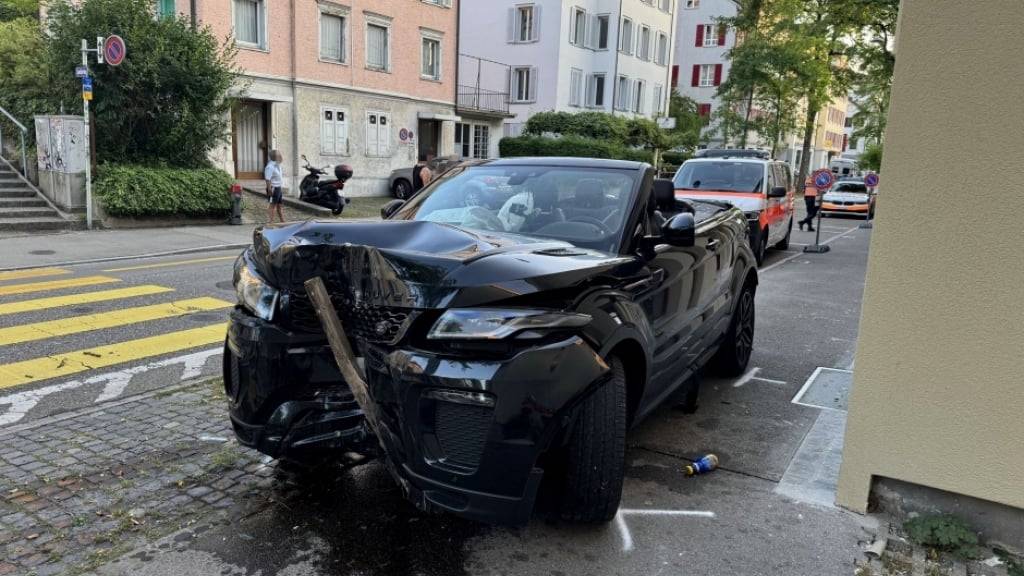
[736,291,754,364]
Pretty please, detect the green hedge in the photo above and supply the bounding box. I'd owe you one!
[523,111,629,141]
[499,135,653,164]
[95,165,233,218]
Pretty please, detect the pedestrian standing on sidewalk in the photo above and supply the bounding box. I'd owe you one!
[798,176,818,232]
[264,150,285,224]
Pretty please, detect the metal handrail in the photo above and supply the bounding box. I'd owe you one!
[0,105,29,177]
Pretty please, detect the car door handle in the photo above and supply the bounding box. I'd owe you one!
[624,269,665,292]
[706,239,721,252]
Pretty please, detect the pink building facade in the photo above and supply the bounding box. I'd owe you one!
[168,0,464,195]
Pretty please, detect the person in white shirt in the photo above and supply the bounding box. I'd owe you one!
[264,150,285,224]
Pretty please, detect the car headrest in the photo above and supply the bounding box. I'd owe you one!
[574,179,606,208]
[653,179,675,212]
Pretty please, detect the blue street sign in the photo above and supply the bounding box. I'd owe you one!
[864,172,880,187]
[813,169,834,191]
[75,66,88,78]
[81,77,93,91]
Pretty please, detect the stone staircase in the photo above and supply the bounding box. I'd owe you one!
[0,165,73,232]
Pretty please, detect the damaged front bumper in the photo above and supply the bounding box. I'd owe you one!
[225,307,610,525]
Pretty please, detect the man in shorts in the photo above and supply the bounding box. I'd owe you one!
[264,149,285,224]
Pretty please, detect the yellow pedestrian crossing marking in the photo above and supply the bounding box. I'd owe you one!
[0,267,72,283]
[0,276,120,297]
[0,285,174,316]
[103,255,237,273]
[0,297,230,346]
[0,323,227,390]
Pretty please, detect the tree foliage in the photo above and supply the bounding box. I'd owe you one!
[665,92,705,153]
[45,0,236,167]
[0,0,38,21]
[0,16,50,150]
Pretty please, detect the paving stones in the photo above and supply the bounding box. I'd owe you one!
[0,381,278,575]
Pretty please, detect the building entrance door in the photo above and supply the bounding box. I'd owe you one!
[417,119,440,159]
[233,101,268,179]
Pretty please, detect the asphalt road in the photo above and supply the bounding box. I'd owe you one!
[0,209,877,575]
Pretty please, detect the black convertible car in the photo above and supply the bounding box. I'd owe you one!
[224,157,758,525]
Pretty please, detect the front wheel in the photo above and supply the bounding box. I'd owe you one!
[754,231,768,266]
[711,281,756,376]
[559,357,627,523]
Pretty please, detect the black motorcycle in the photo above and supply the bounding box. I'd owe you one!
[299,155,351,215]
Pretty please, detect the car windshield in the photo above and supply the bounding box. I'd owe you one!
[830,183,868,193]
[673,161,764,193]
[390,165,639,252]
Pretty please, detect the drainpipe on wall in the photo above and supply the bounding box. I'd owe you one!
[290,0,300,195]
[611,0,625,116]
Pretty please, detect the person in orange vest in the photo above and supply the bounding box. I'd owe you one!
[798,176,818,232]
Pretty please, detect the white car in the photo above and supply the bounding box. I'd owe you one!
[821,180,876,218]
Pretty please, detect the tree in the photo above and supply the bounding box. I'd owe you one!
[665,92,705,153]
[45,0,236,167]
[858,142,882,172]
[846,0,898,147]
[0,16,50,150]
[0,0,38,21]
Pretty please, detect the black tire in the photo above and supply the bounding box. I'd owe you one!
[560,357,627,523]
[393,179,412,200]
[775,217,793,250]
[754,231,768,266]
[711,281,756,376]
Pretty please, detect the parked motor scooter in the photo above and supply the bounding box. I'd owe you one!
[299,155,352,215]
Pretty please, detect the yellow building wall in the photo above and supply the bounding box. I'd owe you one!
[836,0,1024,512]
[815,95,848,154]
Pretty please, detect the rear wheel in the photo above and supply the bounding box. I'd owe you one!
[711,281,756,376]
[393,179,412,200]
[559,357,627,523]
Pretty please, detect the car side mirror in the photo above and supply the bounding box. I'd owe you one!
[381,199,404,219]
[768,186,787,198]
[661,213,695,247]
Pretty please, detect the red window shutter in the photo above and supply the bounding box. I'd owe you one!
[842,134,849,151]
[695,24,703,47]
[671,65,679,87]
[714,64,723,86]
[691,65,700,87]
[698,103,711,117]
[718,25,726,46]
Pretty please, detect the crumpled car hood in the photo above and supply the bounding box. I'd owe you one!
[251,220,636,309]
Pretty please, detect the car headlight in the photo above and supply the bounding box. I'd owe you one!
[235,261,279,321]
[427,309,591,340]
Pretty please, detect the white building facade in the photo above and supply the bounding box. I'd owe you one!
[672,0,738,146]
[460,0,678,136]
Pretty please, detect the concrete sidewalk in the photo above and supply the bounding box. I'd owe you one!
[0,226,256,270]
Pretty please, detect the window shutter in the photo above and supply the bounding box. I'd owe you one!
[335,111,347,154]
[587,14,597,48]
[586,75,595,106]
[321,109,335,154]
[507,8,516,42]
[532,5,541,41]
[714,64,723,86]
[366,114,379,155]
[691,65,700,87]
[378,114,390,155]
[718,25,727,46]
[528,67,538,101]
[698,103,711,117]
[695,24,703,47]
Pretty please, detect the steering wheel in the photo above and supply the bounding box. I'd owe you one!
[567,216,612,235]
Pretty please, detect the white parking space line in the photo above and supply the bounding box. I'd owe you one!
[760,226,861,274]
[791,367,853,410]
[615,509,717,553]
[732,367,787,388]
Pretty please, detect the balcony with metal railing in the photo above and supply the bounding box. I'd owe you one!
[456,54,514,118]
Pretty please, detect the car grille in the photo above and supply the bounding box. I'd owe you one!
[285,291,413,345]
[434,402,493,470]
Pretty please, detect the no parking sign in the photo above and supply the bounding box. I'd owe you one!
[812,169,834,191]
[864,172,879,187]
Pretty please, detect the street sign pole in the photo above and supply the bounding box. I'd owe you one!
[859,172,879,229]
[804,168,835,254]
[81,39,92,230]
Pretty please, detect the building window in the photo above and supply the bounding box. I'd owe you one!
[157,0,175,19]
[421,35,441,80]
[652,84,664,115]
[320,107,349,155]
[639,25,651,60]
[699,64,716,87]
[319,12,346,63]
[703,23,719,46]
[620,17,633,54]
[511,4,539,42]
[233,0,265,47]
[422,0,452,6]
[569,68,583,107]
[616,75,630,111]
[595,14,610,49]
[633,80,645,114]
[698,103,711,116]
[655,32,669,65]
[512,67,536,102]
[685,0,699,8]
[571,7,586,47]
[366,112,390,156]
[456,123,491,159]
[586,73,606,108]
[366,22,390,71]
[659,0,671,12]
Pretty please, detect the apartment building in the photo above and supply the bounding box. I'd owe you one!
[672,0,742,146]
[777,94,848,172]
[840,98,867,164]
[161,0,460,196]
[460,0,677,136]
